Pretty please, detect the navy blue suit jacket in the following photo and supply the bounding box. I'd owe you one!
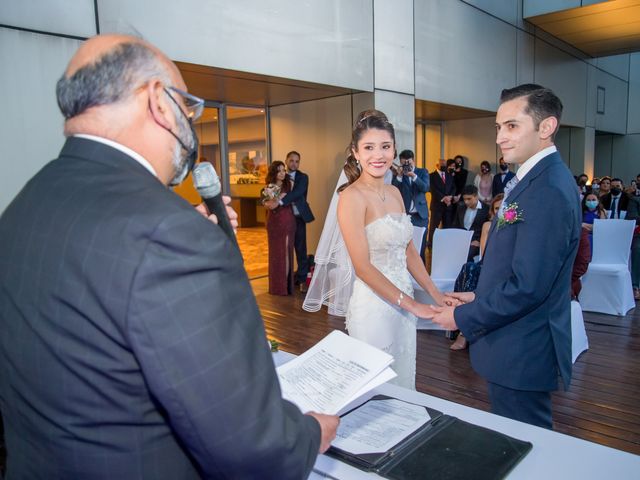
[392,167,430,222]
[0,138,319,479]
[492,170,516,197]
[281,170,314,223]
[455,151,581,392]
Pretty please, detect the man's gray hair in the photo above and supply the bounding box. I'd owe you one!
[56,42,172,119]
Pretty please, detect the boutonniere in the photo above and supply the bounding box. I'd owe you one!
[497,202,524,230]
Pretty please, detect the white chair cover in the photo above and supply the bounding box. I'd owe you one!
[412,226,426,253]
[414,228,472,330]
[430,228,473,293]
[571,300,588,363]
[579,219,635,316]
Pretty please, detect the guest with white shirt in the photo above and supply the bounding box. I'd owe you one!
[454,185,489,261]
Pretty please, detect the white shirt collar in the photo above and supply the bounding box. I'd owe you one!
[515,145,557,181]
[74,134,157,177]
[468,201,483,211]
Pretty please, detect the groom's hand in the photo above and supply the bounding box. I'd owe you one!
[431,305,458,330]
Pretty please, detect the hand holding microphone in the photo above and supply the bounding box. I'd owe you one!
[193,162,239,249]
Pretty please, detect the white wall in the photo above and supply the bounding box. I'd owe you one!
[0,29,81,213]
[97,0,373,91]
[0,0,97,38]
[415,0,516,112]
[443,117,498,175]
[269,96,353,254]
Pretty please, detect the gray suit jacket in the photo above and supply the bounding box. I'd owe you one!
[0,137,319,479]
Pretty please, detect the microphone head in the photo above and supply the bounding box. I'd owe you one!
[193,162,221,198]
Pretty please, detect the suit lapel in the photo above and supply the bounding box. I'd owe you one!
[487,151,561,238]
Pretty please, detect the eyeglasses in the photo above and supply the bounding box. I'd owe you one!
[165,86,204,122]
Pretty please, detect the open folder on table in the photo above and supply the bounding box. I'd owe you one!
[328,395,533,480]
[276,330,396,415]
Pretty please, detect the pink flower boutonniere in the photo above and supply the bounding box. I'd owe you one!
[497,202,524,230]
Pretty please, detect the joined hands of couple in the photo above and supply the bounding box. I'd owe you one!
[417,291,476,331]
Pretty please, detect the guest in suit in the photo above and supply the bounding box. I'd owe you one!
[0,34,337,479]
[434,84,581,429]
[491,157,515,198]
[428,158,456,249]
[600,178,631,218]
[392,149,430,261]
[277,151,315,293]
[263,161,296,295]
[474,160,494,204]
[453,185,489,261]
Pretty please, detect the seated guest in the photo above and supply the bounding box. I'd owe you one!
[480,194,504,258]
[627,195,640,300]
[572,227,592,300]
[598,176,611,198]
[582,193,606,253]
[263,161,296,295]
[491,157,515,197]
[601,178,631,218]
[454,185,488,261]
[450,193,502,351]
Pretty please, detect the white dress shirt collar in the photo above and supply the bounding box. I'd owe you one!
[516,145,557,181]
[74,134,157,177]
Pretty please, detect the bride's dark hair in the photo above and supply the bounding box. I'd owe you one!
[338,109,396,192]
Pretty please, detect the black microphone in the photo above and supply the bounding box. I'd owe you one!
[192,162,239,249]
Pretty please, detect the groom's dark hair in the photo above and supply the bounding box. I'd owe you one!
[500,84,563,138]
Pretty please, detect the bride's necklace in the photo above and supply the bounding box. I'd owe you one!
[362,183,386,202]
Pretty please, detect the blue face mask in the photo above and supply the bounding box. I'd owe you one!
[585,200,598,210]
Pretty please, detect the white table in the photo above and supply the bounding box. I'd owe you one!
[273,350,640,479]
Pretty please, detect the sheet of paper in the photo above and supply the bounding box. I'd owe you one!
[277,330,394,415]
[332,398,430,455]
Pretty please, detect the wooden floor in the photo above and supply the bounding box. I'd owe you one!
[257,277,640,456]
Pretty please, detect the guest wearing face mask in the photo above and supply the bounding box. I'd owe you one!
[601,178,631,219]
[491,157,515,198]
[576,173,591,197]
[591,178,600,196]
[473,160,494,204]
[582,193,606,253]
[453,155,469,198]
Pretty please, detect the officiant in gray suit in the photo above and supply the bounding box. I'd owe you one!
[0,34,337,479]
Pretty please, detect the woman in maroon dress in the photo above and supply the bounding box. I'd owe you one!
[263,161,296,295]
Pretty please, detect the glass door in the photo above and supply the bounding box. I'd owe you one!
[172,103,222,205]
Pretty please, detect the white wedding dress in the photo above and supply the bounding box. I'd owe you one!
[345,213,417,390]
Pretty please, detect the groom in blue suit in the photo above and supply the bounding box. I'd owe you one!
[432,84,581,429]
[392,149,430,261]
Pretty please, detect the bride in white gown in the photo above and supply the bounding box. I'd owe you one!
[337,110,444,390]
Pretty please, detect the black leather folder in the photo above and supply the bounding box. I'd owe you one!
[328,395,532,480]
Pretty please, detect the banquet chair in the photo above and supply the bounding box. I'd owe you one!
[414,228,472,330]
[579,219,635,316]
[571,300,589,363]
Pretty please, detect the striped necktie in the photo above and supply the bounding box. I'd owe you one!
[499,176,519,216]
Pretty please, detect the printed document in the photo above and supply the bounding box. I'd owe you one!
[277,330,396,415]
[332,398,430,455]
